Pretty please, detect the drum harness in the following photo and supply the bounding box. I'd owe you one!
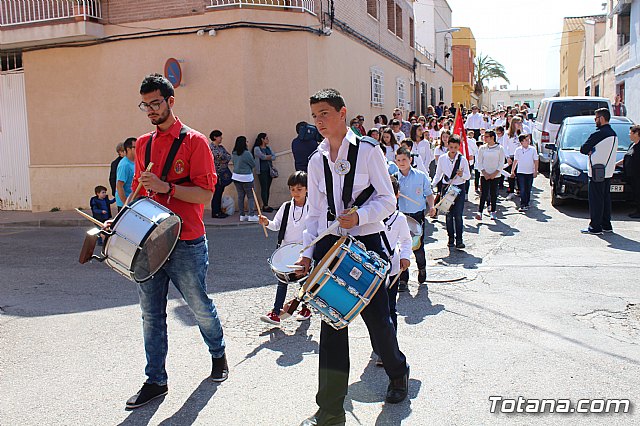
[321,136,393,261]
[437,153,462,197]
[144,126,192,201]
[276,199,307,248]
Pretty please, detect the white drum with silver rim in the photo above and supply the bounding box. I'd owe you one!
[436,185,462,214]
[99,197,182,283]
[268,243,311,284]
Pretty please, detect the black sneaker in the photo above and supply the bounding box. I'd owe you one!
[212,212,229,219]
[447,239,455,247]
[126,383,168,409]
[455,242,466,249]
[300,410,346,426]
[580,228,603,235]
[417,269,426,283]
[398,281,409,292]
[211,354,229,382]
[262,206,274,213]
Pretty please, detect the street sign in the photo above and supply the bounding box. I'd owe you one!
[164,58,182,88]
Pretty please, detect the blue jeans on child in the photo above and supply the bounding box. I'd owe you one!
[517,173,534,207]
[136,236,225,385]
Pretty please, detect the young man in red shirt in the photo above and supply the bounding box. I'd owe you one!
[124,74,228,409]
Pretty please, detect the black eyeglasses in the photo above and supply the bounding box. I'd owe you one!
[138,97,168,112]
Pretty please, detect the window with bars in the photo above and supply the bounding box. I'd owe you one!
[395,4,403,38]
[420,82,427,115]
[430,87,436,107]
[397,78,407,109]
[387,0,395,33]
[439,86,444,102]
[1,51,22,71]
[367,0,378,19]
[371,67,384,106]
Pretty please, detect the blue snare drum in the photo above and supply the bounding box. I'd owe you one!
[299,235,389,330]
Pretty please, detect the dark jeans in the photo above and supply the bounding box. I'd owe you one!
[588,178,612,232]
[517,173,534,207]
[387,275,399,330]
[211,181,229,215]
[631,177,640,210]
[446,184,465,243]
[399,211,425,284]
[313,233,408,415]
[479,177,499,212]
[258,170,273,207]
[474,169,480,190]
[272,279,307,314]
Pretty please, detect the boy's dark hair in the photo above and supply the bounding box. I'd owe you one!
[309,88,345,111]
[140,73,174,98]
[389,175,399,195]
[449,135,461,145]
[390,119,401,126]
[94,185,107,194]
[123,137,136,151]
[518,133,530,142]
[209,130,222,140]
[595,108,611,121]
[496,125,505,133]
[233,136,247,155]
[287,171,308,188]
[396,146,412,158]
[485,130,496,140]
[401,138,414,149]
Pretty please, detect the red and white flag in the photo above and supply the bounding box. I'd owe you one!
[452,107,470,160]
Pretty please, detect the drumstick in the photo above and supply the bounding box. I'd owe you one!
[74,209,105,228]
[299,206,358,254]
[251,187,269,238]
[388,274,401,288]
[126,162,154,208]
[399,192,421,206]
[286,265,304,270]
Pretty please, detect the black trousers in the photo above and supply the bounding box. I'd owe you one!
[400,211,426,283]
[479,177,499,212]
[258,170,272,207]
[313,233,408,415]
[588,177,612,232]
[210,181,229,215]
[630,177,640,210]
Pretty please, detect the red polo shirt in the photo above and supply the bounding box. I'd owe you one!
[132,118,217,240]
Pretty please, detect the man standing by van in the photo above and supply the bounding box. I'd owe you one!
[580,108,618,235]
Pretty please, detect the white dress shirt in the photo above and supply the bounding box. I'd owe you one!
[433,152,471,187]
[266,199,309,246]
[302,129,396,258]
[382,211,412,276]
[494,118,506,128]
[513,146,539,174]
[465,112,484,129]
[503,136,521,157]
[412,139,433,168]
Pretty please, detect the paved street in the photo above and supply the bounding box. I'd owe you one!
[1,177,639,426]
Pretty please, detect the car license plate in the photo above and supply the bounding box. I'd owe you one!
[611,185,624,192]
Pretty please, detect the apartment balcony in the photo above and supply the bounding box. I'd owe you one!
[0,1,104,49]
[207,0,316,15]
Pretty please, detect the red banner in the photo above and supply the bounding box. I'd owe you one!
[453,107,470,160]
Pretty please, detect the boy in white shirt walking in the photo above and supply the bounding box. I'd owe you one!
[511,134,539,211]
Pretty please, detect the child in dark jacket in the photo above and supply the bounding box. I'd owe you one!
[90,185,115,245]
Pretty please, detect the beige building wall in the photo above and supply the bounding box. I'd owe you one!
[23,8,413,212]
[560,18,586,96]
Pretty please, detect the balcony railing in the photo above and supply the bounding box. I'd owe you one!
[1,0,102,27]
[414,42,434,63]
[208,0,315,15]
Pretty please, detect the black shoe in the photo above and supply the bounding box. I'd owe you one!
[455,242,465,249]
[580,228,603,235]
[262,206,274,213]
[417,269,426,283]
[300,410,346,426]
[602,228,614,233]
[212,212,229,219]
[386,370,409,404]
[398,281,409,292]
[447,239,455,247]
[630,212,640,219]
[211,354,229,382]
[126,383,168,409]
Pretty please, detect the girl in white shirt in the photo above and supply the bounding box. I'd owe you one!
[504,117,523,197]
[410,123,434,175]
[380,127,400,162]
[427,117,439,141]
[434,130,451,163]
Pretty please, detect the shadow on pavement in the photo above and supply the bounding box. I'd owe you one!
[240,320,318,367]
[346,359,422,425]
[597,233,640,253]
[156,379,219,426]
[117,395,165,426]
[437,248,483,270]
[399,286,445,326]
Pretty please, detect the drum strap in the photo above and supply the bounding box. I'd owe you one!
[438,154,462,193]
[276,200,292,248]
[322,137,375,222]
[380,230,394,257]
[145,126,192,185]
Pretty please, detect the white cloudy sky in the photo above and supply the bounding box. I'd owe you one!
[444,0,608,90]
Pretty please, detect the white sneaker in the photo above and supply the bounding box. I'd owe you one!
[239,215,248,222]
[247,215,259,222]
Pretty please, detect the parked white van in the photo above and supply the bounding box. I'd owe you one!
[532,96,611,167]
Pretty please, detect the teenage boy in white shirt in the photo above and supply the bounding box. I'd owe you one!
[511,134,539,211]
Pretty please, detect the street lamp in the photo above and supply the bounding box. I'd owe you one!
[434,27,460,69]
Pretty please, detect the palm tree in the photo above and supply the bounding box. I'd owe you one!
[474,54,510,108]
